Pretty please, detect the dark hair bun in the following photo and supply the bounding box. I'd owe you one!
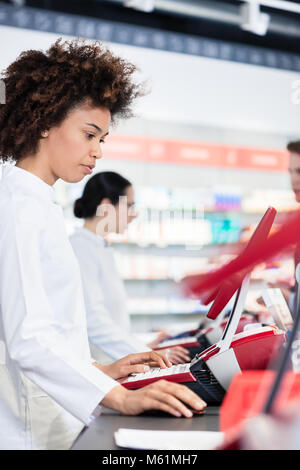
[74,198,85,218]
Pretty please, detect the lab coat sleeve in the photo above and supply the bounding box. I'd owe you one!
[78,254,151,360]
[0,200,119,426]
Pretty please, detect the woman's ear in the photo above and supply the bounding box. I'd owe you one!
[96,198,114,217]
[100,198,113,206]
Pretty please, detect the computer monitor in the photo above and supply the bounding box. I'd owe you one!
[262,288,294,332]
[206,206,277,320]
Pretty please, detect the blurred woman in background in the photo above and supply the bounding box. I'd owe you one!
[70,171,190,364]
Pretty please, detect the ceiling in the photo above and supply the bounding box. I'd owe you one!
[4,0,300,53]
[2,23,300,138]
[1,0,300,139]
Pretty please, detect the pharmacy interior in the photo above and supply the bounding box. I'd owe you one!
[2,0,300,451]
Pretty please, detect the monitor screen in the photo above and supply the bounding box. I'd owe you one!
[206,206,277,320]
[262,288,293,332]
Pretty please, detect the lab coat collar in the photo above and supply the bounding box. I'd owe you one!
[74,227,109,248]
[1,164,55,202]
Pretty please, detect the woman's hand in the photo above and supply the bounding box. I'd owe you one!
[93,351,172,380]
[101,381,207,418]
[156,346,191,365]
[267,284,291,304]
[147,330,170,348]
[256,282,292,306]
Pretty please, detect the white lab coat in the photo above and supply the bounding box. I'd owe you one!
[0,165,119,450]
[70,227,150,361]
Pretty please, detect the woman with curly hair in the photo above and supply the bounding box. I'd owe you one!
[0,38,206,450]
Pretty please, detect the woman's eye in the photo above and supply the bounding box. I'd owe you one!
[86,133,106,144]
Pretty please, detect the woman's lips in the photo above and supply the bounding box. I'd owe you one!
[81,165,94,175]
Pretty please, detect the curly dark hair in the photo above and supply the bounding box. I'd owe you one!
[0,38,144,162]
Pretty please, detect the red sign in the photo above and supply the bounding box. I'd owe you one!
[104,134,288,172]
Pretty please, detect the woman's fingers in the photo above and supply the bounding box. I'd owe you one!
[142,380,206,417]
[127,351,171,369]
[117,365,147,378]
[167,353,185,365]
[165,350,184,365]
[148,351,172,368]
[144,361,162,368]
[102,380,207,417]
[169,347,190,362]
[159,380,206,411]
[114,347,191,379]
[143,398,185,418]
[158,347,190,364]
[149,391,194,418]
[173,346,190,354]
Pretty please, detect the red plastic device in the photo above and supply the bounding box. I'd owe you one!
[153,314,256,358]
[220,371,300,433]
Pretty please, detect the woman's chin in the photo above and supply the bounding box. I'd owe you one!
[61,174,86,184]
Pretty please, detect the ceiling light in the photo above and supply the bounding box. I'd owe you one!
[123,0,155,13]
[241,1,270,36]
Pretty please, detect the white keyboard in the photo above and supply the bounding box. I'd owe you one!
[125,363,192,383]
[157,337,199,348]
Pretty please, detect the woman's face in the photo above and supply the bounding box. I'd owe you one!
[42,101,111,183]
[97,185,137,235]
[115,185,137,234]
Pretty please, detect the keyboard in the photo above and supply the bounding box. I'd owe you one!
[122,363,196,390]
[121,356,227,405]
[155,337,200,350]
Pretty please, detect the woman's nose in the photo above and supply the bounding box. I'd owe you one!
[129,210,138,221]
[92,143,103,160]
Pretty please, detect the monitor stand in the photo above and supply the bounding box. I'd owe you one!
[217,273,251,354]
